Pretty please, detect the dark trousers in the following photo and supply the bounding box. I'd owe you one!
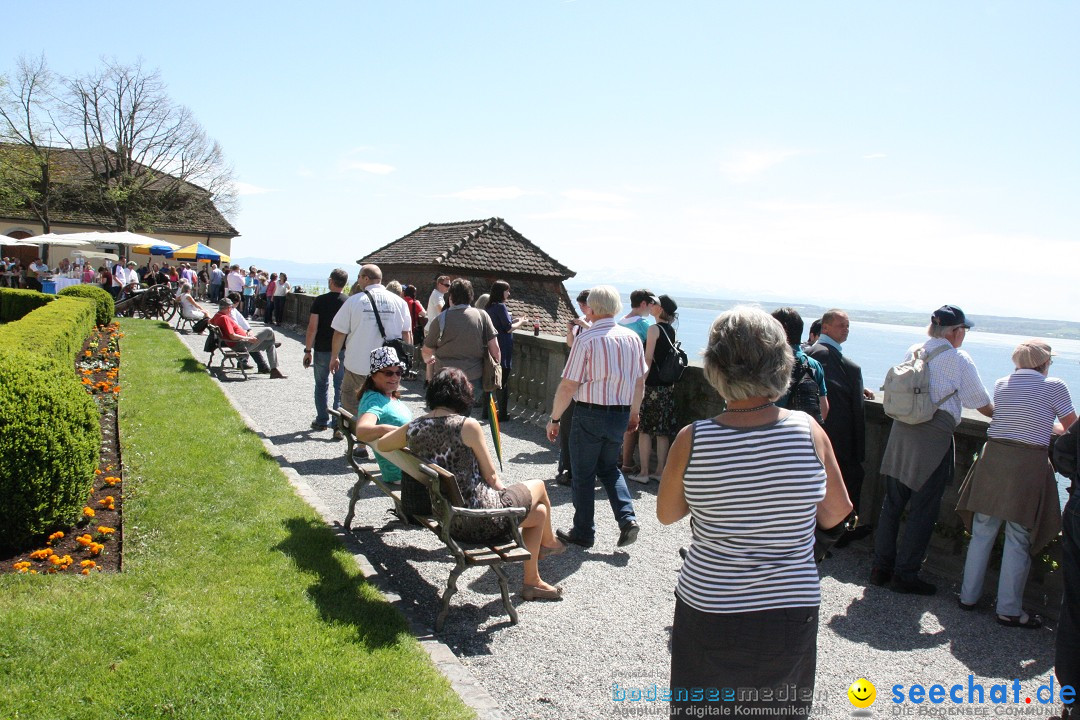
[873,441,953,580]
[1058,492,1080,700]
[558,399,576,475]
[669,596,818,719]
[839,457,866,515]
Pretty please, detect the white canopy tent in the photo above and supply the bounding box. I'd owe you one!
[24,233,91,246]
[64,231,160,247]
[73,249,120,262]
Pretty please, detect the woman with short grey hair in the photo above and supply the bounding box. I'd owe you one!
[658,306,852,719]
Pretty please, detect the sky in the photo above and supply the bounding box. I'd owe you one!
[4,1,1078,320]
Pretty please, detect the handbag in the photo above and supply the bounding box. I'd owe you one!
[362,290,414,372]
[483,349,502,393]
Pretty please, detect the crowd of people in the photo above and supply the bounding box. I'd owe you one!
[152,266,1080,720]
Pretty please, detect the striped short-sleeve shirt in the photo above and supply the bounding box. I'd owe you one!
[987,369,1074,447]
[675,412,827,614]
[562,318,648,406]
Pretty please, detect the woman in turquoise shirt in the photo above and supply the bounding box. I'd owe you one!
[355,347,413,483]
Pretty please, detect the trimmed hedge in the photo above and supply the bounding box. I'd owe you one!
[58,284,115,326]
[0,288,55,323]
[0,347,100,551]
[0,295,96,368]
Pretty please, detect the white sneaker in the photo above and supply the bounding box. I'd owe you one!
[628,474,651,484]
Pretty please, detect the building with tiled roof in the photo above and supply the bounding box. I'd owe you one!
[0,143,237,262]
[359,218,577,334]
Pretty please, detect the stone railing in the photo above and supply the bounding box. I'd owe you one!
[283,300,1065,616]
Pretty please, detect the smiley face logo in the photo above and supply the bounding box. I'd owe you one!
[847,678,876,708]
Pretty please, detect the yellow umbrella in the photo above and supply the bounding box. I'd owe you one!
[171,242,230,264]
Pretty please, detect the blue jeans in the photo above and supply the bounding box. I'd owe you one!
[873,442,953,581]
[568,403,637,542]
[1057,491,1080,698]
[313,350,345,427]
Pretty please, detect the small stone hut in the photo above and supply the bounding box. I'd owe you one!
[358,218,577,334]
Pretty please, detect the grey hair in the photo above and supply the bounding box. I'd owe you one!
[927,323,961,338]
[585,285,622,317]
[385,280,403,297]
[702,306,794,402]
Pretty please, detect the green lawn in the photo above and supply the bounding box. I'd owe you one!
[0,319,474,720]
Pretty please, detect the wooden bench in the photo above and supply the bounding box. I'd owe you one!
[205,324,250,379]
[332,408,532,631]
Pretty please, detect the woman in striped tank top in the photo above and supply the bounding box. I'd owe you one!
[657,307,853,719]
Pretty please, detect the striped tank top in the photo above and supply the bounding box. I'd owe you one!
[675,411,827,614]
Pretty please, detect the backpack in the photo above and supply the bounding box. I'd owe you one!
[882,343,957,425]
[784,355,823,423]
[654,324,688,385]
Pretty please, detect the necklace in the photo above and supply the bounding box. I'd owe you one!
[723,402,775,414]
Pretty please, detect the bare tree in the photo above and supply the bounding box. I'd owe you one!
[0,55,61,231]
[53,58,237,231]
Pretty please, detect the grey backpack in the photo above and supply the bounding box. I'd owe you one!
[882,344,957,424]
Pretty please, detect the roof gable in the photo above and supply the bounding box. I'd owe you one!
[360,218,574,279]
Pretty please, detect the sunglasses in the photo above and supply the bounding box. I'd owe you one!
[379,368,404,377]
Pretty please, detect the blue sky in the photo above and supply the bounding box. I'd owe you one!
[5,1,1078,319]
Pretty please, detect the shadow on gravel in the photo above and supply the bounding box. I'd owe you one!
[288,455,353,477]
[824,550,1055,679]
[277,516,409,648]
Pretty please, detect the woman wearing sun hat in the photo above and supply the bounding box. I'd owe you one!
[957,339,1077,629]
[354,346,413,484]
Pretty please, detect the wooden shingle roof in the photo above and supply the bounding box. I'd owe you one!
[360,218,574,279]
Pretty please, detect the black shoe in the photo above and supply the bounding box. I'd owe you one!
[891,576,937,596]
[556,528,593,549]
[352,445,370,460]
[617,520,639,547]
[956,595,977,611]
[869,566,893,587]
[556,471,572,487]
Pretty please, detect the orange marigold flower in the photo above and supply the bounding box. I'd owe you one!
[104,476,120,485]
[76,534,93,547]
[80,560,96,568]
[49,555,63,565]
[13,561,31,572]
[88,543,104,556]
[97,496,114,507]
[80,568,91,575]
[95,469,102,475]
[29,548,54,560]
[97,526,115,535]
[82,507,96,518]
[48,531,64,543]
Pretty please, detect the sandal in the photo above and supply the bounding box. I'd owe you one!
[956,595,977,611]
[521,584,563,601]
[540,539,568,558]
[996,612,1042,629]
[628,474,651,484]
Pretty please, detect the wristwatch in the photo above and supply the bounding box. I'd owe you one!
[549,417,560,424]
[304,349,312,354]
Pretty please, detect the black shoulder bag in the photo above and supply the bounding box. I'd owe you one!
[362,290,414,372]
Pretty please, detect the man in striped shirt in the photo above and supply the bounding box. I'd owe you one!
[546,285,648,549]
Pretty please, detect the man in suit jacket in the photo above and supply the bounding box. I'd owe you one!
[807,309,875,542]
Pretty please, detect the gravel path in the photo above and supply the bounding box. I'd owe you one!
[173,307,1058,718]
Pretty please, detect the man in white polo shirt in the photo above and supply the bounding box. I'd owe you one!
[329,263,411,422]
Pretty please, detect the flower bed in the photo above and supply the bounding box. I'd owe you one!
[2,323,124,574]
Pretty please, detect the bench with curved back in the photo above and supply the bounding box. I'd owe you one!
[204,324,250,379]
[332,408,531,631]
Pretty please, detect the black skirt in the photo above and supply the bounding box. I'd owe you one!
[669,595,818,719]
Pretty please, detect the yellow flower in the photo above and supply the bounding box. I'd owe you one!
[80,560,96,569]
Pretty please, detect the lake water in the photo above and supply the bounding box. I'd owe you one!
[671,301,1080,401]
